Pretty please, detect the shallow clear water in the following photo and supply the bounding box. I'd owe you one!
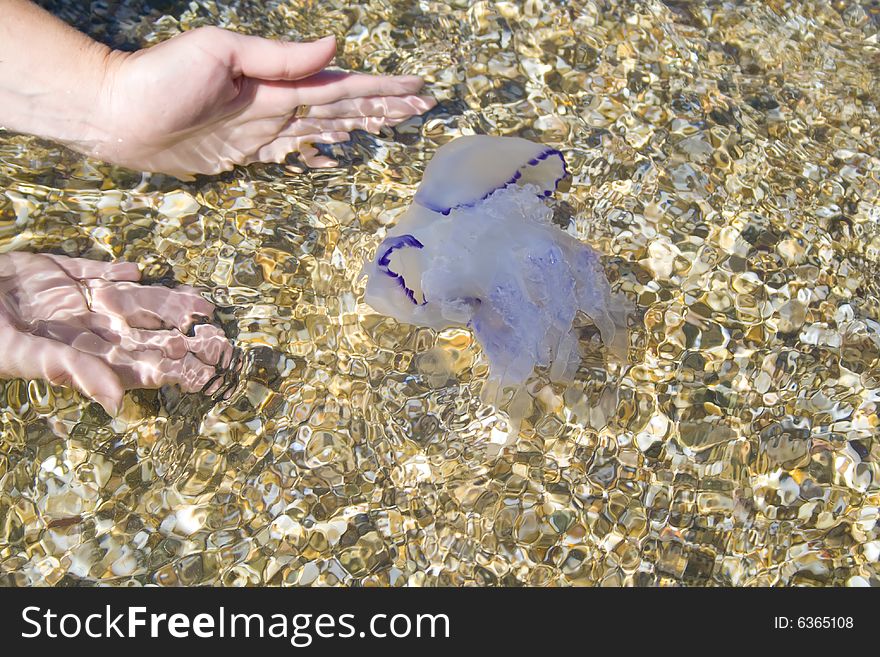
[1,0,879,586]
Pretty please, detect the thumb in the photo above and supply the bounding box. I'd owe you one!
[229,33,337,81]
[0,325,125,415]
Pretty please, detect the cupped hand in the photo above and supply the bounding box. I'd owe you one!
[0,252,233,415]
[92,27,436,178]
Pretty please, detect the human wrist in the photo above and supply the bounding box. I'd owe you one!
[0,11,128,157]
[68,45,133,161]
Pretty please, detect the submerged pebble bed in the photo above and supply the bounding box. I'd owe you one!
[1,0,879,586]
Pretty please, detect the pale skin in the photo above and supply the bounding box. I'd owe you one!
[0,0,437,413]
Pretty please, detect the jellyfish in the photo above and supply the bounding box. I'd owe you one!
[361,135,627,404]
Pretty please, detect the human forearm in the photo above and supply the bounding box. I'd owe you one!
[0,0,119,153]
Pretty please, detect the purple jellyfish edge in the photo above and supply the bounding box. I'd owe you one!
[377,234,427,305]
[417,147,569,215]
[377,147,569,306]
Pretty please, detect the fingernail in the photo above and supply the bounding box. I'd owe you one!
[316,35,336,43]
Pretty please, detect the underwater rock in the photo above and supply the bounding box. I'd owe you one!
[361,135,627,398]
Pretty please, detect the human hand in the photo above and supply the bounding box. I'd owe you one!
[90,28,436,178]
[0,252,233,415]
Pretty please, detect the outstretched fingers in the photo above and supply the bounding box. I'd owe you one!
[68,330,221,395]
[88,280,216,331]
[281,116,390,137]
[187,324,234,367]
[70,324,223,392]
[159,352,220,393]
[119,348,218,393]
[87,313,190,359]
[304,95,437,120]
[292,70,426,107]
[37,254,142,282]
[295,133,350,168]
[87,307,233,367]
[249,131,351,166]
[250,71,426,116]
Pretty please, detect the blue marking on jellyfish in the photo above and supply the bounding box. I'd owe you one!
[377,234,427,305]
[415,148,568,216]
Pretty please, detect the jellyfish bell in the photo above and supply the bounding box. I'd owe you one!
[412,134,568,214]
[362,136,571,321]
[361,135,628,417]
